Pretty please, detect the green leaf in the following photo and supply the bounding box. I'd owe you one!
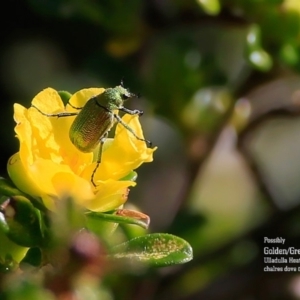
[197,0,220,16]
[0,178,46,212]
[110,233,193,267]
[0,254,18,273]
[86,209,150,229]
[20,247,42,268]
[58,90,72,105]
[120,171,138,181]
[0,196,45,247]
[245,24,273,72]
[247,49,273,72]
[0,178,24,198]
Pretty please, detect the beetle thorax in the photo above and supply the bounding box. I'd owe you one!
[96,86,133,111]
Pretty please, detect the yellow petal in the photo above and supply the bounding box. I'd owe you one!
[8,153,95,211]
[30,88,93,173]
[67,88,105,111]
[86,180,136,212]
[31,87,65,112]
[7,153,44,199]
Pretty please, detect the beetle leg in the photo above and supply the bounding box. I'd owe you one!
[91,132,108,187]
[32,105,79,118]
[113,113,152,147]
[119,106,143,116]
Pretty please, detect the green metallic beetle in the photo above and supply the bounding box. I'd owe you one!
[32,84,152,187]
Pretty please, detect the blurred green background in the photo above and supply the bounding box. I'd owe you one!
[2,0,300,299]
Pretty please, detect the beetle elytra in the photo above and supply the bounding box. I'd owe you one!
[32,85,152,187]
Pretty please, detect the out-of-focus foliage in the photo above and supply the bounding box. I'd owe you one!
[1,0,300,299]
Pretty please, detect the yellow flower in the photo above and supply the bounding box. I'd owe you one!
[7,88,156,212]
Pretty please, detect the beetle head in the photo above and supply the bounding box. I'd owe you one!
[99,85,137,109]
[116,85,137,102]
